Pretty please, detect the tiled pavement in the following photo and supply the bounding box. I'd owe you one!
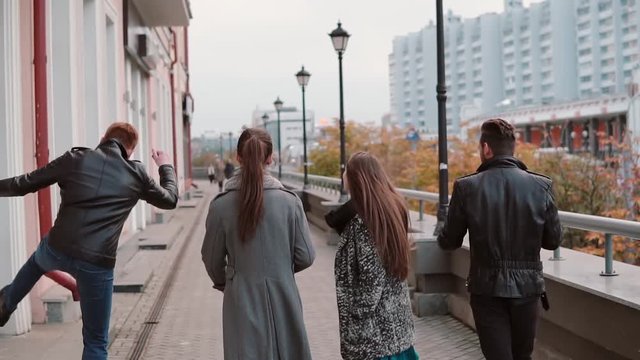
[0,184,483,359]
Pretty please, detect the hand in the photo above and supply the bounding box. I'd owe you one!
[151,149,171,167]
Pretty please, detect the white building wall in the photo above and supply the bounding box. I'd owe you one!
[0,0,30,335]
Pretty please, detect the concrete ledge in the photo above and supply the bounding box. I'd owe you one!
[113,251,154,293]
[41,285,81,324]
[178,199,198,208]
[412,292,449,316]
[138,223,184,250]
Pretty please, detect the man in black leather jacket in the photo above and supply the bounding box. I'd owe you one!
[438,118,562,360]
[0,122,178,359]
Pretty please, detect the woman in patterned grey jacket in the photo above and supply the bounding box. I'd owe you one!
[326,152,419,360]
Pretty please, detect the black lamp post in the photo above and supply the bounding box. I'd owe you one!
[274,97,284,178]
[434,0,449,236]
[262,113,269,129]
[228,132,233,159]
[295,66,311,189]
[329,21,350,203]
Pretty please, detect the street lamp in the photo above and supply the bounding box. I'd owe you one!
[296,65,311,189]
[329,21,350,203]
[228,132,233,159]
[274,96,284,178]
[434,0,450,236]
[262,113,269,129]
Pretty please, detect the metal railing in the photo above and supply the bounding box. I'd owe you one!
[276,170,640,277]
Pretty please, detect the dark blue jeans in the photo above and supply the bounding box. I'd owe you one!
[3,237,114,360]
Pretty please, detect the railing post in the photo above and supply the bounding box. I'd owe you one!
[600,233,618,276]
[549,248,564,261]
[418,200,424,221]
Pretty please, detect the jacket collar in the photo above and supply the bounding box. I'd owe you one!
[98,139,129,159]
[224,169,283,191]
[476,155,528,173]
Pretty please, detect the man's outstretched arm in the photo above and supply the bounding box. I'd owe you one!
[140,149,179,209]
[0,152,71,197]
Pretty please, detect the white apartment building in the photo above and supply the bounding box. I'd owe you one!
[251,107,315,166]
[389,0,639,134]
[576,0,640,98]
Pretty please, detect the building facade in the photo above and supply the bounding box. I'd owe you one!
[389,0,640,134]
[0,0,192,335]
[251,107,315,167]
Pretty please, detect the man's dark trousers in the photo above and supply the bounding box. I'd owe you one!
[470,294,539,360]
[3,236,113,360]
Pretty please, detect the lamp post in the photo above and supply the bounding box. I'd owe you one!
[329,22,350,203]
[228,132,233,159]
[296,65,311,189]
[274,97,284,178]
[262,113,269,129]
[434,0,450,236]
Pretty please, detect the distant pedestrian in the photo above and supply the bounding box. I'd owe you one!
[207,163,215,184]
[214,158,225,192]
[325,152,418,360]
[437,118,562,360]
[0,122,178,360]
[224,160,235,180]
[202,127,315,360]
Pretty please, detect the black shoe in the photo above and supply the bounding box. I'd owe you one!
[0,286,12,327]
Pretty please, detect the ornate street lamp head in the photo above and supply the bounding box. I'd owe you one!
[261,113,269,121]
[329,21,350,53]
[296,66,311,87]
[274,97,283,112]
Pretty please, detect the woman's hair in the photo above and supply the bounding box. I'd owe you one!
[346,152,410,280]
[236,128,273,242]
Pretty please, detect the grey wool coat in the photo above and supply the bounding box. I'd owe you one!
[201,173,316,360]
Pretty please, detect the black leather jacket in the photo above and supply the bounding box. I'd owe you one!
[0,139,178,268]
[438,156,562,297]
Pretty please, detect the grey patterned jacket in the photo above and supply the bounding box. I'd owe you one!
[327,202,415,360]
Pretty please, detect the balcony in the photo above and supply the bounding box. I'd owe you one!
[132,0,192,26]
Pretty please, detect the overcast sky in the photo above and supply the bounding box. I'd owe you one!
[189,0,540,136]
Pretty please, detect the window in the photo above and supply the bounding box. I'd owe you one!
[600,30,613,39]
[580,60,592,68]
[601,58,615,67]
[542,71,552,79]
[523,74,532,81]
[580,75,592,82]
[579,48,592,56]
[599,17,613,27]
[598,1,612,11]
[578,22,590,31]
[522,49,531,57]
[540,33,551,41]
[523,86,532,94]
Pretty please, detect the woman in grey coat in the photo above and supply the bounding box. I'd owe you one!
[202,128,315,360]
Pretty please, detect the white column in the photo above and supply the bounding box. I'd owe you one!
[0,0,31,335]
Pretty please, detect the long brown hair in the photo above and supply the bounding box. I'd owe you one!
[346,152,410,279]
[236,128,273,242]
